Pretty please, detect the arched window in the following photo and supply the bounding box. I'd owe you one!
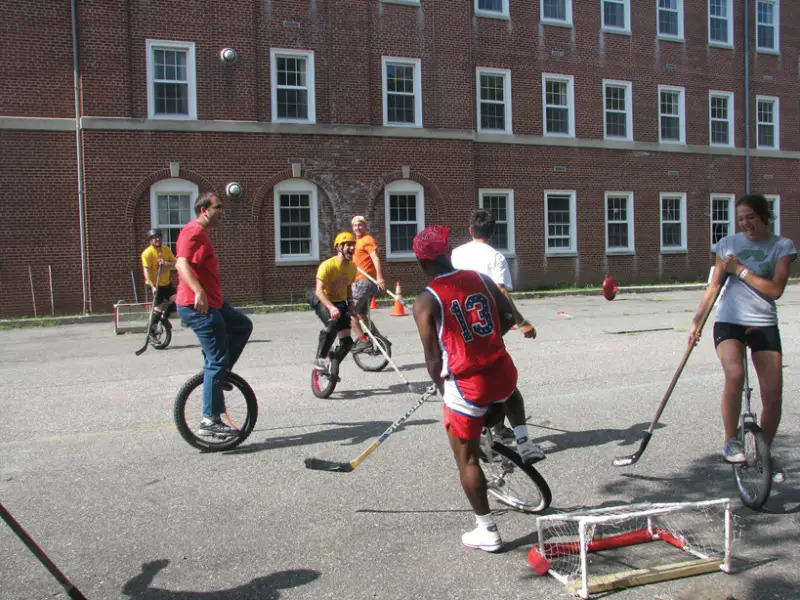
[384,180,425,259]
[274,179,320,263]
[150,178,198,252]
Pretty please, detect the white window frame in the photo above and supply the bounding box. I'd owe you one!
[656,0,684,41]
[540,0,573,26]
[605,192,635,254]
[708,91,734,147]
[273,179,320,264]
[475,0,509,19]
[385,180,425,260]
[708,0,734,48]
[658,85,686,144]
[270,48,316,124]
[601,0,631,33]
[476,67,513,134]
[150,179,198,252]
[602,79,633,141]
[755,0,780,53]
[659,193,687,253]
[710,193,735,251]
[542,73,575,138]
[146,40,197,120]
[381,57,422,128]
[756,95,779,150]
[479,189,516,256]
[765,194,780,235]
[544,190,577,256]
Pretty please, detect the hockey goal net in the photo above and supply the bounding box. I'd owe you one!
[528,499,732,598]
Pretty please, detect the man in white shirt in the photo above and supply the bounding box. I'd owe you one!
[451,209,543,457]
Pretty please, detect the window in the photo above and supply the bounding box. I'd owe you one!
[602,0,630,32]
[146,40,196,120]
[274,179,319,263]
[756,96,779,149]
[150,179,198,252]
[765,194,780,234]
[382,57,422,128]
[710,194,735,250]
[541,0,572,25]
[270,49,316,124]
[479,189,515,255]
[709,91,734,147]
[660,193,687,252]
[756,0,779,52]
[658,85,685,144]
[544,190,577,255]
[542,74,575,138]
[475,0,509,18]
[385,181,425,259]
[657,0,684,40]
[708,0,733,46]
[476,68,512,134]
[603,80,633,141]
[605,192,635,253]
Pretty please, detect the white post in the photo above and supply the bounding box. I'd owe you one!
[579,519,589,599]
[722,500,733,573]
[48,265,55,316]
[27,264,37,318]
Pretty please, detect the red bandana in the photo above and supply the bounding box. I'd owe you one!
[413,225,452,261]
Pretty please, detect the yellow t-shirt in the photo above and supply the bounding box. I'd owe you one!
[316,256,357,303]
[141,245,176,286]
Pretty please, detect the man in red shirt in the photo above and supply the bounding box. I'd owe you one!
[175,192,253,438]
[412,225,540,553]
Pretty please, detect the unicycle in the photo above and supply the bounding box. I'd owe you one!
[479,407,552,513]
[732,334,772,510]
[352,317,391,372]
[148,317,172,350]
[174,371,258,451]
[311,354,341,399]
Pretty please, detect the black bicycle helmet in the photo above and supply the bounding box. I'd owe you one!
[147,228,162,239]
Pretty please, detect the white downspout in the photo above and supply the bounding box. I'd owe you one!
[71,0,89,314]
[743,0,751,193]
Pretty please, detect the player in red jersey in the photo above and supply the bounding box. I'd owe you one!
[412,225,541,553]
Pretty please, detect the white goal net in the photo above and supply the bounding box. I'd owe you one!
[528,499,732,598]
[113,301,152,334]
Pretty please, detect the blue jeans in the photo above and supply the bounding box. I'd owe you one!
[177,301,253,419]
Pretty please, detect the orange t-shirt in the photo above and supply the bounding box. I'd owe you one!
[354,234,378,281]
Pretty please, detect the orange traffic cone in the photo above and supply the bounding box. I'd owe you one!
[390,281,407,317]
[370,295,378,310]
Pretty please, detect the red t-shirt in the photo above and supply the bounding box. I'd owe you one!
[424,270,509,377]
[176,220,224,309]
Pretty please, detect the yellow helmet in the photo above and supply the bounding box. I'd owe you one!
[334,231,356,247]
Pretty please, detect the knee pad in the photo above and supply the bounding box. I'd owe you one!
[334,336,354,361]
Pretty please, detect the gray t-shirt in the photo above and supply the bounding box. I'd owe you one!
[715,233,797,326]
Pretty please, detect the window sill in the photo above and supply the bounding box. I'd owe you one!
[657,35,685,43]
[149,114,197,121]
[477,128,513,135]
[756,145,780,151]
[756,48,780,56]
[708,41,734,49]
[710,142,735,149]
[271,118,317,125]
[276,258,320,266]
[383,121,423,129]
[660,248,687,255]
[604,135,633,142]
[544,132,576,139]
[382,0,420,5]
[541,19,573,29]
[386,255,419,263]
[475,11,510,20]
[659,139,687,145]
[606,250,635,256]
[602,27,631,36]
[545,251,577,257]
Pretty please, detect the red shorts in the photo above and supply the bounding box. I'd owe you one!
[442,352,518,441]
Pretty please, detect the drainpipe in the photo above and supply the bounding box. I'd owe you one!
[71,0,89,314]
[743,0,751,193]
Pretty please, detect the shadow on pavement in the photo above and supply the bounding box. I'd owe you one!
[122,560,319,599]
[529,421,666,455]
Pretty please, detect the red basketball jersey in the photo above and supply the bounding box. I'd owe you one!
[424,270,509,377]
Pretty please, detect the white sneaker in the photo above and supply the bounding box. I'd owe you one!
[517,437,546,464]
[461,524,503,552]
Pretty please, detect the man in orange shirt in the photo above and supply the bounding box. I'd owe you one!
[351,215,385,351]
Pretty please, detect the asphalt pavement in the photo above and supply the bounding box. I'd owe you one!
[2,288,799,600]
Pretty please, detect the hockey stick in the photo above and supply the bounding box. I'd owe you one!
[135,263,162,356]
[305,384,437,472]
[613,282,723,467]
[1,502,88,600]
[356,316,413,390]
[356,266,411,310]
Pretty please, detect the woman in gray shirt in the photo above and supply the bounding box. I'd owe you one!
[688,194,796,482]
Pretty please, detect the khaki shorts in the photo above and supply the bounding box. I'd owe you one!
[351,279,378,314]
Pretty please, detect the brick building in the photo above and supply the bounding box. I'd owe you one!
[1,0,798,318]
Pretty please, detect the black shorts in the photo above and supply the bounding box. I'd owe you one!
[154,283,176,305]
[311,298,351,333]
[713,322,782,353]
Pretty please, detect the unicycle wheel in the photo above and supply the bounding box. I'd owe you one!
[733,422,772,510]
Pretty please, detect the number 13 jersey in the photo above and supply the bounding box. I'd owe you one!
[423,269,510,378]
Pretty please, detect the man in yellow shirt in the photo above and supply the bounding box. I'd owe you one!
[141,229,177,331]
[311,232,357,370]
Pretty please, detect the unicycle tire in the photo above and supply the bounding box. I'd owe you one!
[733,422,772,510]
[352,334,391,372]
[149,320,172,350]
[481,440,552,513]
[311,357,340,399]
[174,371,258,451]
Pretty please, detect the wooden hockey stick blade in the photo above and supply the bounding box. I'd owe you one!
[613,432,652,467]
[304,457,353,472]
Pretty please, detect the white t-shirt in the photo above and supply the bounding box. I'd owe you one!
[451,241,512,290]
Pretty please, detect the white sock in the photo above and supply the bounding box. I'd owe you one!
[475,513,495,528]
[513,425,531,444]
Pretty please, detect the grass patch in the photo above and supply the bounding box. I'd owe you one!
[0,318,61,330]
